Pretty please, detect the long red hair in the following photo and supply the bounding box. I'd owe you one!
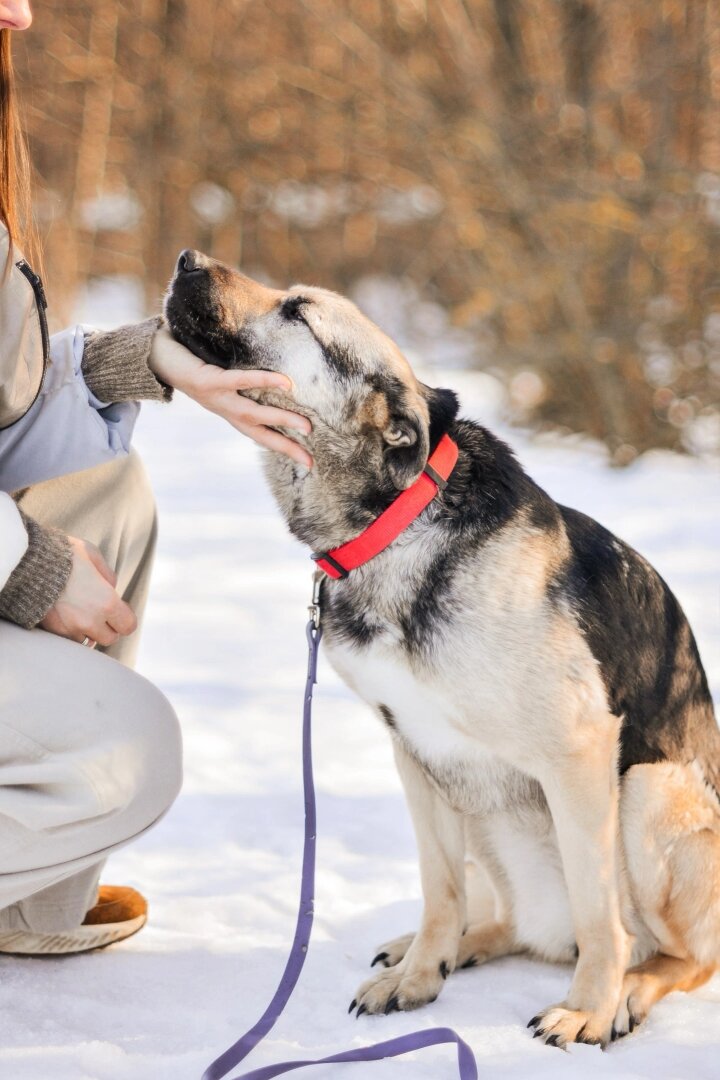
[0,27,33,263]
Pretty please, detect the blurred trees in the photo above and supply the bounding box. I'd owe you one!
[15,0,720,460]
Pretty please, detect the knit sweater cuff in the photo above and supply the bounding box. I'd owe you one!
[82,316,173,404]
[0,510,73,629]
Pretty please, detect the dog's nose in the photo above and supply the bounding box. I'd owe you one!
[177,249,201,274]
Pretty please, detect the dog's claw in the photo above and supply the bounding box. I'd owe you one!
[532,1029,544,1039]
[384,995,399,1014]
[348,999,357,1015]
[371,952,389,968]
[545,1034,561,1048]
[527,1014,541,1029]
[356,1004,367,1019]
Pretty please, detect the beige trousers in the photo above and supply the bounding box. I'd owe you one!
[0,451,183,931]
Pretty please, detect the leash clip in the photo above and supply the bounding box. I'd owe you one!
[308,569,323,629]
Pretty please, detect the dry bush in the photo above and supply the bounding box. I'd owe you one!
[15,0,720,459]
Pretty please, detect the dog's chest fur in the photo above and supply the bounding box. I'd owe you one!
[326,629,544,815]
[319,525,576,816]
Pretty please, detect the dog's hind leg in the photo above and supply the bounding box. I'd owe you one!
[455,824,522,969]
[369,931,415,970]
[613,955,715,1038]
[371,858,517,971]
[351,741,466,1015]
[615,761,720,1037]
[372,919,519,972]
[455,920,520,969]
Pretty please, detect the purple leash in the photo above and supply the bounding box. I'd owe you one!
[202,602,478,1080]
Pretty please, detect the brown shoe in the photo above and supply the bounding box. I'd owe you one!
[0,885,148,956]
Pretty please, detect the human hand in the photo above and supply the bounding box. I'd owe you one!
[39,538,137,648]
[149,326,313,468]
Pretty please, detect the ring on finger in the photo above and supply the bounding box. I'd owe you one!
[80,636,96,648]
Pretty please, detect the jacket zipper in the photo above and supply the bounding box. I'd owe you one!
[15,259,50,365]
[0,259,52,430]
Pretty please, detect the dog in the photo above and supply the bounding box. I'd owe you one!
[165,248,720,1049]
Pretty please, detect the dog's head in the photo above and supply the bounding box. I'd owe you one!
[165,250,459,495]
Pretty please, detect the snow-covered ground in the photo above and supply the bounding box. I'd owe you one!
[1,332,719,1078]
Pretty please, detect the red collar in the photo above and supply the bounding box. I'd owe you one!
[312,433,459,580]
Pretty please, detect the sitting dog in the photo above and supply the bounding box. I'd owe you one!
[165,249,720,1049]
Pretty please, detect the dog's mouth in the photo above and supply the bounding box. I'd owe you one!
[164,260,255,371]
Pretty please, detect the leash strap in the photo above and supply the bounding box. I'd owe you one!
[202,620,478,1080]
[312,433,459,580]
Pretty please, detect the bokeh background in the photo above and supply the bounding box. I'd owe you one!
[14,0,720,463]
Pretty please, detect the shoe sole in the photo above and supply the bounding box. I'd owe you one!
[0,913,147,956]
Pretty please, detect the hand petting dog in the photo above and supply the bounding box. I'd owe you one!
[150,325,313,468]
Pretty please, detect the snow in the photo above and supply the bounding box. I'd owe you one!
[2,321,719,1079]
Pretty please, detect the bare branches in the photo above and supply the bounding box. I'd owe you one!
[16,0,720,458]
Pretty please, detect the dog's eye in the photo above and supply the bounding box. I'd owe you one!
[280,297,310,324]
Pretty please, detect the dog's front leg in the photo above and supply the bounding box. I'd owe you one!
[350,741,465,1015]
[529,715,632,1048]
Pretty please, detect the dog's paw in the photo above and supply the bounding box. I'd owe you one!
[350,958,451,1016]
[455,922,512,970]
[369,932,415,969]
[611,973,650,1040]
[527,1004,612,1049]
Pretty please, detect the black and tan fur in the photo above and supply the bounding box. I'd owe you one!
[166,249,720,1049]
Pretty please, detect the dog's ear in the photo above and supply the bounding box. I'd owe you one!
[424,385,460,450]
[383,408,430,490]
